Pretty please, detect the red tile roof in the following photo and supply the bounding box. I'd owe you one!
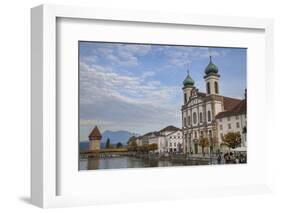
[222,96,242,111]
[88,126,102,140]
[216,99,246,119]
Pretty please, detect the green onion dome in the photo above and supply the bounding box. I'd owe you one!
[183,72,195,87]
[205,56,218,75]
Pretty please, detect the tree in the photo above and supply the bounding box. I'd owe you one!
[116,142,123,148]
[127,136,137,145]
[128,140,138,152]
[148,143,158,153]
[105,138,110,149]
[222,132,242,149]
[199,137,209,155]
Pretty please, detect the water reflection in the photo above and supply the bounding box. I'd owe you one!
[80,156,209,170]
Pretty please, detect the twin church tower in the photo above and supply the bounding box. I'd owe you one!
[181,56,231,154]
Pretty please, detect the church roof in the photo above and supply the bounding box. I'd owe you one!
[216,99,246,119]
[89,126,102,139]
[205,56,219,75]
[183,73,195,87]
[222,96,242,111]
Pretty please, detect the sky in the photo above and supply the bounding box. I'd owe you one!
[79,42,246,141]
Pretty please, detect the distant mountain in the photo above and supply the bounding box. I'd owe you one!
[101,130,139,144]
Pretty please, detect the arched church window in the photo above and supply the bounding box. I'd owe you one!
[188,116,191,125]
[207,82,210,94]
[207,111,211,122]
[184,93,187,104]
[193,112,197,124]
[199,112,203,123]
[215,81,219,94]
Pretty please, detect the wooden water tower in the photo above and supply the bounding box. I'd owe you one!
[88,126,102,151]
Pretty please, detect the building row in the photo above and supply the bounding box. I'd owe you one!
[136,126,183,154]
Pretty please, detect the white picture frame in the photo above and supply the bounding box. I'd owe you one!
[31,4,274,208]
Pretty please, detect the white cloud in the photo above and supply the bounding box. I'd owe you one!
[153,46,228,68]
[81,43,152,67]
[79,62,181,139]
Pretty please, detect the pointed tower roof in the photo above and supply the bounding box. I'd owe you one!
[205,56,219,75]
[183,69,195,87]
[89,126,102,140]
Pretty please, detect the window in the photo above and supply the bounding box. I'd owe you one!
[199,112,203,123]
[236,122,240,128]
[227,117,231,121]
[200,131,204,138]
[194,131,197,138]
[174,142,176,147]
[207,111,211,122]
[236,115,239,120]
[184,93,187,104]
[193,112,197,124]
[228,123,231,129]
[220,124,223,130]
[188,116,191,125]
[214,81,219,94]
[208,130,212,137]
[207,82,210,94]
[184,117,187,127]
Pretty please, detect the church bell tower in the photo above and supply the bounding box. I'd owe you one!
[182,69,195,104]
[204,56,220,95]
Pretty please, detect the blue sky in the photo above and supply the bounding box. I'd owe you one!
[79,42,246,141]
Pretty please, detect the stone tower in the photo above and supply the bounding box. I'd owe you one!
[88,126,102,151]
[203,56,221,152]
[182,69,195,104]
[204,56,220,96]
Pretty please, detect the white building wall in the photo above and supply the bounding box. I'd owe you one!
[206,102,212,123]
[205,75,220,95]
[214,101,223,115]
[167,130,183,153]
[217,114,247,150]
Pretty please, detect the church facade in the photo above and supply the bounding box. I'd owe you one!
[181,56,247,155]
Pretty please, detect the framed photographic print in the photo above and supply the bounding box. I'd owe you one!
[78,42,247,171]
[31,4,274,208]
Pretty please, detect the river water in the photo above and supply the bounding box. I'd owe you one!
[79,156,210,170]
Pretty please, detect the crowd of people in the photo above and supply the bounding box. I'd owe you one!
[217,151,247,164]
